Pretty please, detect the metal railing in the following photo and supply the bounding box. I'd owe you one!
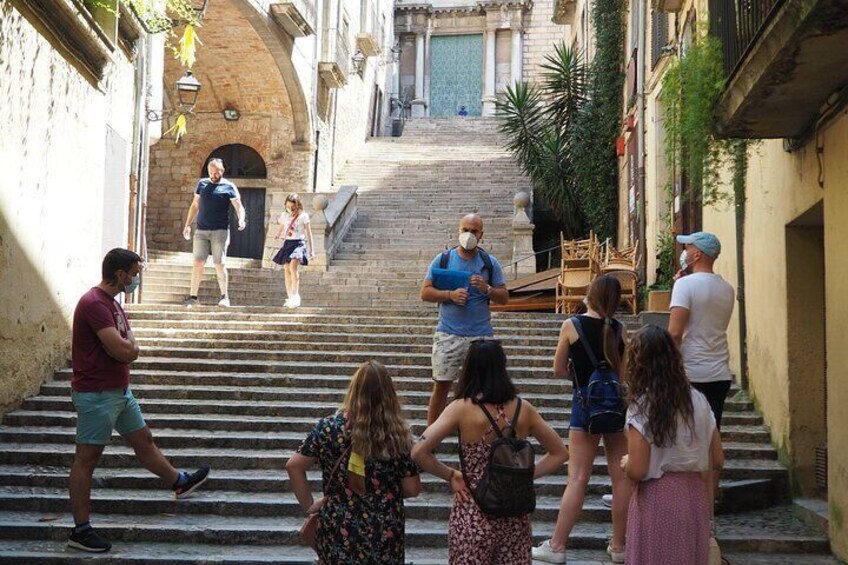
[504,243,562,280]
[709,0,786,79]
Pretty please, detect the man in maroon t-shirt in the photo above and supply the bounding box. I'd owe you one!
[67,249,210,553]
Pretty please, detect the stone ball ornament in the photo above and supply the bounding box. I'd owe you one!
[514,191,530,209]
[312,194,329,212]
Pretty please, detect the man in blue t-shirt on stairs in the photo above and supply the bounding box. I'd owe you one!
[420,213,509,425]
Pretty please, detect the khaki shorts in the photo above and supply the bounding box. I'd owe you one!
[431,331,494,382]
[193,229,230,265]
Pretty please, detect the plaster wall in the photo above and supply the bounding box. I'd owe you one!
[0,4,138,415]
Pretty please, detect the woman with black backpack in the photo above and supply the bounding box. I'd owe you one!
[533,275,631,564]
[412,340,568,564]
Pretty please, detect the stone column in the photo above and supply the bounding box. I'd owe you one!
[413,32,426,118]
[511,28,523,85]
[423,27,432,117]
[483,29,497,116]
[512,191,536,277]
[392,36,400,98]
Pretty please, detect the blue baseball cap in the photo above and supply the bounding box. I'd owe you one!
[676,232,721,257]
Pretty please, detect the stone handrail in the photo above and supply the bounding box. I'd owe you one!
[309,185,358,270]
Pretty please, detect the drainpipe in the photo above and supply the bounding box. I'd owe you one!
[311,0,323,191]
[636,0,647,280]
[733,141,749,390]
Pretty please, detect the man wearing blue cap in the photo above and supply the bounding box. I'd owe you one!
[668,231,735,427]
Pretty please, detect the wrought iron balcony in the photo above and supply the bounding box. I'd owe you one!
[710,0,848,139]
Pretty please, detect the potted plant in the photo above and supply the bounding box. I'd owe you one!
[647,228,675,311]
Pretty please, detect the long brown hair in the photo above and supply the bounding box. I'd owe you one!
[623,325,694,447]
[585,274,622,374]
[341,360,412,460]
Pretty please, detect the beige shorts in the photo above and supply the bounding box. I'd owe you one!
[431,331,494,382]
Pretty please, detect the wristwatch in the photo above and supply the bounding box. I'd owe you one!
[485,284,493,297]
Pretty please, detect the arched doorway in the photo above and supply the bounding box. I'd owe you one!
[202,144,267,261]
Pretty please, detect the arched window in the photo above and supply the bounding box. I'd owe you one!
[201,144,267,178]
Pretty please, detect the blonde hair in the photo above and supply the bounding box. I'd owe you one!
[285,193,303,213]
[341,361,412,460]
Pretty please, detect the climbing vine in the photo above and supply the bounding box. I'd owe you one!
[662,34,732,206]
[571,0,627,241]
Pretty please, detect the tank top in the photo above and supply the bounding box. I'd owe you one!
[570,315,624,388]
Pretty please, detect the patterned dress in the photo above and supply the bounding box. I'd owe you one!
[296,412,419,564]
[449,404,532,564]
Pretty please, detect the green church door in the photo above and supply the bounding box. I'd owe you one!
[429,34,484,117]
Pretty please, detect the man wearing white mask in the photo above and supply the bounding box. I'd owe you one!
[420,214,509,425]
[668,231,735,428]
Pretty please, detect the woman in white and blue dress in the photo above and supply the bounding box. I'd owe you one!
[272,193,315,308]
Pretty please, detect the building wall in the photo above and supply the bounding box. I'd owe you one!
[0,4,139,415]
[522,0,571,84]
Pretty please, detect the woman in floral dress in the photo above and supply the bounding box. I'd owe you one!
[412,340,568,564]
[286,361,421,564]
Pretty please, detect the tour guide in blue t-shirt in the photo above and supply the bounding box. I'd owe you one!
[181,158,246,307]
[420,213,509,425]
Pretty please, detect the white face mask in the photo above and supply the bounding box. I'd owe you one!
[458,232,478,251]
[679,250,689,271]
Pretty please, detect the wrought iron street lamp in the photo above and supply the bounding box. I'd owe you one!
[147,71,203,121]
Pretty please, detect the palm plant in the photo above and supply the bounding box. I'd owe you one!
[496,43,588,237]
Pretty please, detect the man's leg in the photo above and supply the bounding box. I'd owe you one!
[212,230,230,298]
[69,444,105,525]
[123,426,180,484]
[190,231,210,298]
[427,381,453,426]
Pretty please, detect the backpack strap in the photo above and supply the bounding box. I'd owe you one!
[571,316,601,370]
[476,401,506,439]
[440,246,493,285]
[507,397,523,439]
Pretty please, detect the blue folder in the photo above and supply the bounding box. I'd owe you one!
[431,268,471,291]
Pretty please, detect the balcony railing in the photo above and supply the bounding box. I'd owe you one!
[709,0,787,78]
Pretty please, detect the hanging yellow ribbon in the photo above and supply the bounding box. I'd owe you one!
[178,25,202,68]
[163,114,188,143]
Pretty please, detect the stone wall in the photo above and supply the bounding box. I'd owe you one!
[0,3,138,415]
[522,0,571,85]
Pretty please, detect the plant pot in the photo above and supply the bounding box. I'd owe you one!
[647,290,671,312]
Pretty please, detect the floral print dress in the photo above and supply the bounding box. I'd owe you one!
[450,404,532,564]
[296,412,419,564]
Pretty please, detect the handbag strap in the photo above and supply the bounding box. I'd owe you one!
[285,211,300,238]
[323,444,352,495]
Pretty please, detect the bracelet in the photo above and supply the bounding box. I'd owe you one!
[447,469,456,482]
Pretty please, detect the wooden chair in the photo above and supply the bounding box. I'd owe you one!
[555,266,594,314]
[603,240,639,273]
[606,270,639,315]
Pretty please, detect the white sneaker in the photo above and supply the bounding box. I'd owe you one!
[532,540,567,564]
[283,297,291,307]
[289,294,301,308]
[217,296,230,307]
[602,494,613,507]
[607,543,625,564]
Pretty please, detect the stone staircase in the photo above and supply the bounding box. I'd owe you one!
[141,117,528,309]
[0,305,835,563]
[0,118,836,563]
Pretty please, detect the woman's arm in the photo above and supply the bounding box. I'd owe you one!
[274,213,285,240]
[527,402,568,478]
[285,453,317,512]
[305,217,316,258]
[624,426,650,482]
[709,427,724,472]
[411,400,471,502]
[553,319,574,380]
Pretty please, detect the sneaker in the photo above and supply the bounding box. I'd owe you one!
[602,494,613,507]
[607,543,625,564]
[68,526,111,553]
[288,294,301,308]
[174,465,210,499]
[532,539,567,564]
[217,295,230,307]
[183,296,199,307]
[283,297,291,307]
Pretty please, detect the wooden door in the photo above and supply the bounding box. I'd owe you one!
[228,188,265,260]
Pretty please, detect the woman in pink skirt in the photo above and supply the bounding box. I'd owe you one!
[621,326,725,565]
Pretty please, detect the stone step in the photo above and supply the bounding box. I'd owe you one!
[0,508,829,552]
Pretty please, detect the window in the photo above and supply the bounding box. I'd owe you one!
[651,10,669,69]
[201,144,267,179]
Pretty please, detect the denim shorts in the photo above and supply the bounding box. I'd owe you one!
[569,385,588,432]
[71,388,146,445]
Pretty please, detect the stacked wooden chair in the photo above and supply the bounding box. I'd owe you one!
[555,234,640,315]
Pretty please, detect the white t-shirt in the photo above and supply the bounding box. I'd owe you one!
[627,389,717,481]
[670,272,735,383]
[278,211,310,241]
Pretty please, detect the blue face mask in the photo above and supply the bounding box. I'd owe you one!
[124,274,140,295]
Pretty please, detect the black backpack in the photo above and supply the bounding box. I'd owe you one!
[459,397,536,518]
[439,246,494,285]
[572,317,626,434]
